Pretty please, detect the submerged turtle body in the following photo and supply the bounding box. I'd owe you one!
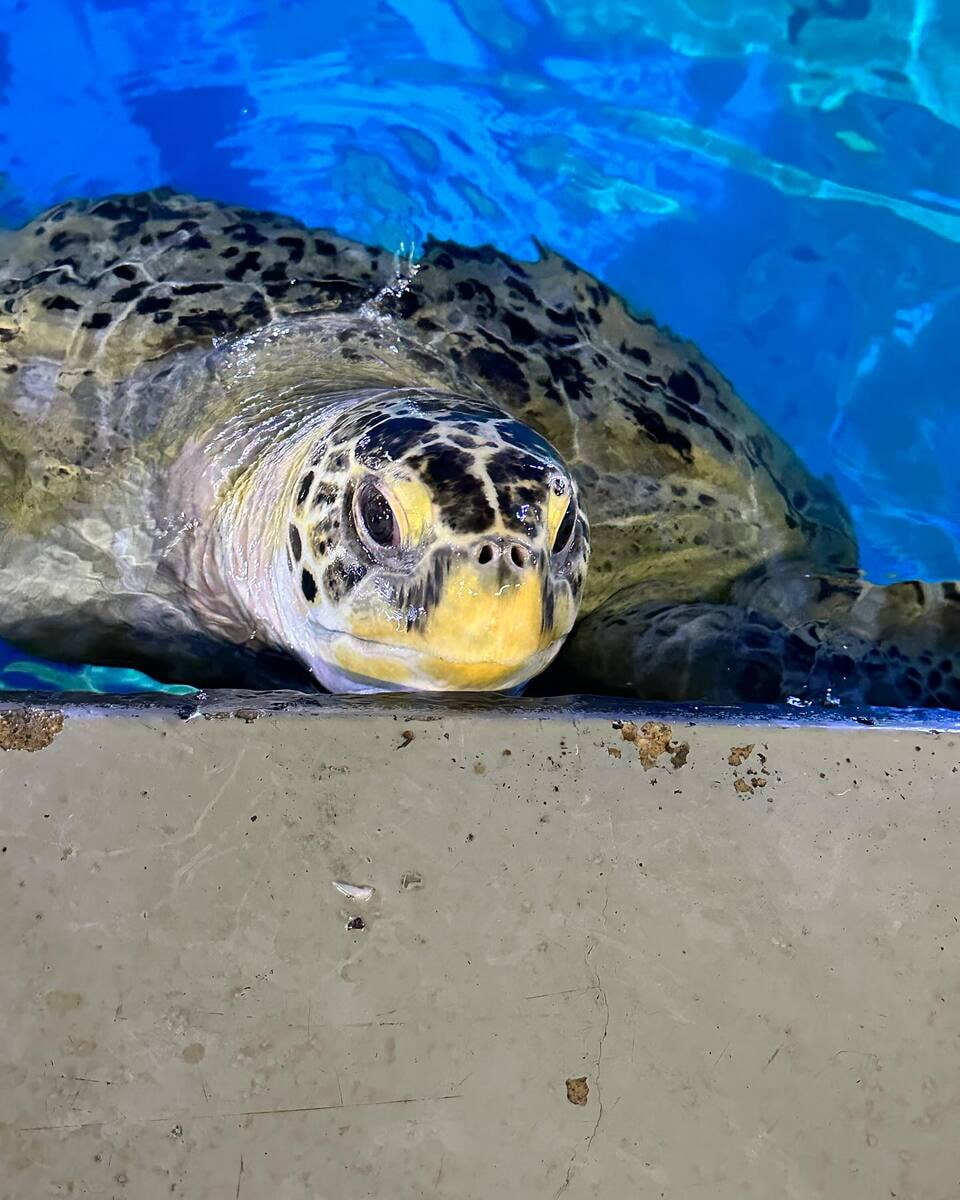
[0,190,957,706]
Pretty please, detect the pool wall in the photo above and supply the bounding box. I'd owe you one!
[0,693,957,1197]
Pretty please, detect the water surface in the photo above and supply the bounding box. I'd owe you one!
[1,0,958,691]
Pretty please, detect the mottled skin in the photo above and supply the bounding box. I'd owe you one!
[0,190,958,705]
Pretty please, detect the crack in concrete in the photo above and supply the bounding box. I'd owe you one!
[554,938,610,1199]
[19,1092,465,1133]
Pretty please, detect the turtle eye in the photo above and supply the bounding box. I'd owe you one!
[355,482,399,550]
[552,500,577,555]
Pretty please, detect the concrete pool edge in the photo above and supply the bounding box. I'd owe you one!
[1,691,958,1197]
[1,687,959,732]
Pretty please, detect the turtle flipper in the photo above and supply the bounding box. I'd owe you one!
[548,584,960,709]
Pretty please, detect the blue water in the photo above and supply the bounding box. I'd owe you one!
[2,0,959,692]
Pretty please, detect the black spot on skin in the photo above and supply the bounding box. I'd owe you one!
[2,363,17,373]
[173,282,221,296]
[296,471,314,508]
[220,246,240,258]
[698,493,717,507]
[622,399,694,463]
[111,282,148,303]
[301,567,317,602]
[261,263,287,283]
[90,199,139,221]
[184,233,212,250]
[386,289,421,318]
[222,222,269,246]
[502,311,538,344]
[314,238,337,256]
[666,400,706,428]
[323,557,368,602]
[289,525,302,562]
[225,251,261,281]
[546,306,578,327]
[407,446,495,534]
[277,236,305,262]
[466,347,528,397]
[620,341,651,364]
[112,264,137,281]
[85,312,111,329]
[545,353,590,401]
[669,369,701,406]
[43,295,80,312]
[135,295,170,314]
[48,231,88,253]
[313,482,338,506]
[240,294,270,323]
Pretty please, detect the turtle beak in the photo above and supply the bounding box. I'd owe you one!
[335,539,577,691]
[414,541,557,689]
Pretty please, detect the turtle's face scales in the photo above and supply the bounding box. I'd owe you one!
[281,391,589,692]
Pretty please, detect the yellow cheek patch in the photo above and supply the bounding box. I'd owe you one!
[385,475,432,545]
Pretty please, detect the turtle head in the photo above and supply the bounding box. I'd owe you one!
[279,390,589,692]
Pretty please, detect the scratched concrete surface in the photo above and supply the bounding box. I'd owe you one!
[0,693,958,1198]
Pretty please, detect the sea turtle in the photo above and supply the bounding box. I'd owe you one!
[1,189,958,706]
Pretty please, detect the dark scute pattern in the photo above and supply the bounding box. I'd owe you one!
[668,369,700,406]
[495,480,548,537]
[495,420,560,460]
[465,347,528,397]
[355,417,433,466]
[407,445,495,535]
[621,398,694,463]
[486,446,552,486]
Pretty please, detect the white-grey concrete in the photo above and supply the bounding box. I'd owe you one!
[0,693,958,1198]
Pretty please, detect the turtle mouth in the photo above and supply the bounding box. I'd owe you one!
[309,628,564,694]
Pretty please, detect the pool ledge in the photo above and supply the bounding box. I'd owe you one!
[0,692,957,1197]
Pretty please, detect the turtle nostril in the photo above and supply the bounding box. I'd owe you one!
[477,543,495,565]
[510,544,529,569]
